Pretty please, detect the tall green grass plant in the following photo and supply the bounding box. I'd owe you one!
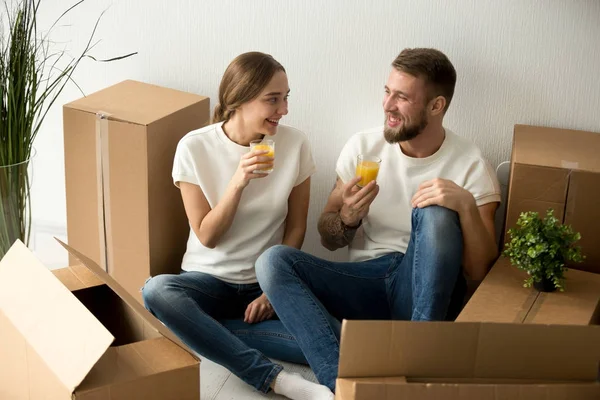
[0,0,135,258]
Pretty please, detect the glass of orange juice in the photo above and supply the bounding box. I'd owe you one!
[249,139,275,174]
[355,155,381,187]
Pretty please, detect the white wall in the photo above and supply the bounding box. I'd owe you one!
[30,0,600,268]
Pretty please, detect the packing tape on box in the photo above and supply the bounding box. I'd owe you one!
[514,290,540,323]
[513,290,543,324]
[95,112,113,273]
[561,160,579,169]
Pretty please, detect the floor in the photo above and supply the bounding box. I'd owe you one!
[200,357,316,399]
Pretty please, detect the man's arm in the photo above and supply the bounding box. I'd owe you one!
[318,176,379,251]
[318,179,359,251]
[459,202,499,280]
[411,178,499,280]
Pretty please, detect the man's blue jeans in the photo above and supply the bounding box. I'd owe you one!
[255,206,464,391]
[142,271,307,393]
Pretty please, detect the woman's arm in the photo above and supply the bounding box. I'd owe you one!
[281,177,311,249]
[179,181,243,249]
[179,149,273,249]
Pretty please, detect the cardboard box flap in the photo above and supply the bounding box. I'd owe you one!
[338,320,479,379]
[476,323,600,381]
[52,265,104,292]
[338,321,600,381]
[56,239,199,361]
[63,80,209,126]
[0,240,114,393]
[76,337,199,392]
[513,125,600,172]
[336,377,600,400]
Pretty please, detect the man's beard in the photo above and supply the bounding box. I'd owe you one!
[383,108,428,144]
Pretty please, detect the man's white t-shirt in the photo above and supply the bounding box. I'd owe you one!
[172,122,316,283]
[336,126,501,263]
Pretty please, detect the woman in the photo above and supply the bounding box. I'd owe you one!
[142,52,333,400]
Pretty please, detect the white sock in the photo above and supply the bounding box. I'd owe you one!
[272,370,334,400]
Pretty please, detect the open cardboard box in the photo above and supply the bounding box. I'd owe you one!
[335,320,600,399]
[0,240,200,399]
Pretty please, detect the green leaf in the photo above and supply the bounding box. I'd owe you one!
[504,208,583,292]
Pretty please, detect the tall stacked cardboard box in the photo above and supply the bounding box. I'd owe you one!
[458,125,600,325]
[63,80,210,303]
[503,124,600,273]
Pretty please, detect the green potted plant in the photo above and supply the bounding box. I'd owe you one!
[0,0,135,259]
[503,209,584,292]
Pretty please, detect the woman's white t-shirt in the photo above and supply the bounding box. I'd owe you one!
[172,122,316,283]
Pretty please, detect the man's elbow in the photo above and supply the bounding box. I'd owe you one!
[466,267,488,282]
[464,255,498,281]
[317,214,347,251]
[322,243,339,252]
[320,237,338,251]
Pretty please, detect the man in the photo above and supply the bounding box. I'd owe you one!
[256,48,501,392]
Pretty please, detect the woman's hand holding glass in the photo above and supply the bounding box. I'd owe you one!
[233,149,274,189]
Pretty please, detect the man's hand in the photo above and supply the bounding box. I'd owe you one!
[411,178,476,214]
[340,177,380,227]
[244,293,275,324]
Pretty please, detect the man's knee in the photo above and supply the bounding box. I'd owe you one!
[255,245,296,288]
[413,204,458,223]
[413,206,461,239]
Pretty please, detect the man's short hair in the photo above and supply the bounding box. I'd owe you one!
[392,48,457,112]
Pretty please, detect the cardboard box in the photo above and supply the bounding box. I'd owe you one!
[456,257,600,325]
[335,320,600,399]
[64,80,210,303]
[0,240,200,399]
[504,124,600,274]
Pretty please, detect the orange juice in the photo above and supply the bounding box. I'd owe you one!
[250,140,275,173]
[355,158,380,187]
[252,144,274,158]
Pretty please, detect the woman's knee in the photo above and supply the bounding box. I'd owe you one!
[142,274,174,311]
